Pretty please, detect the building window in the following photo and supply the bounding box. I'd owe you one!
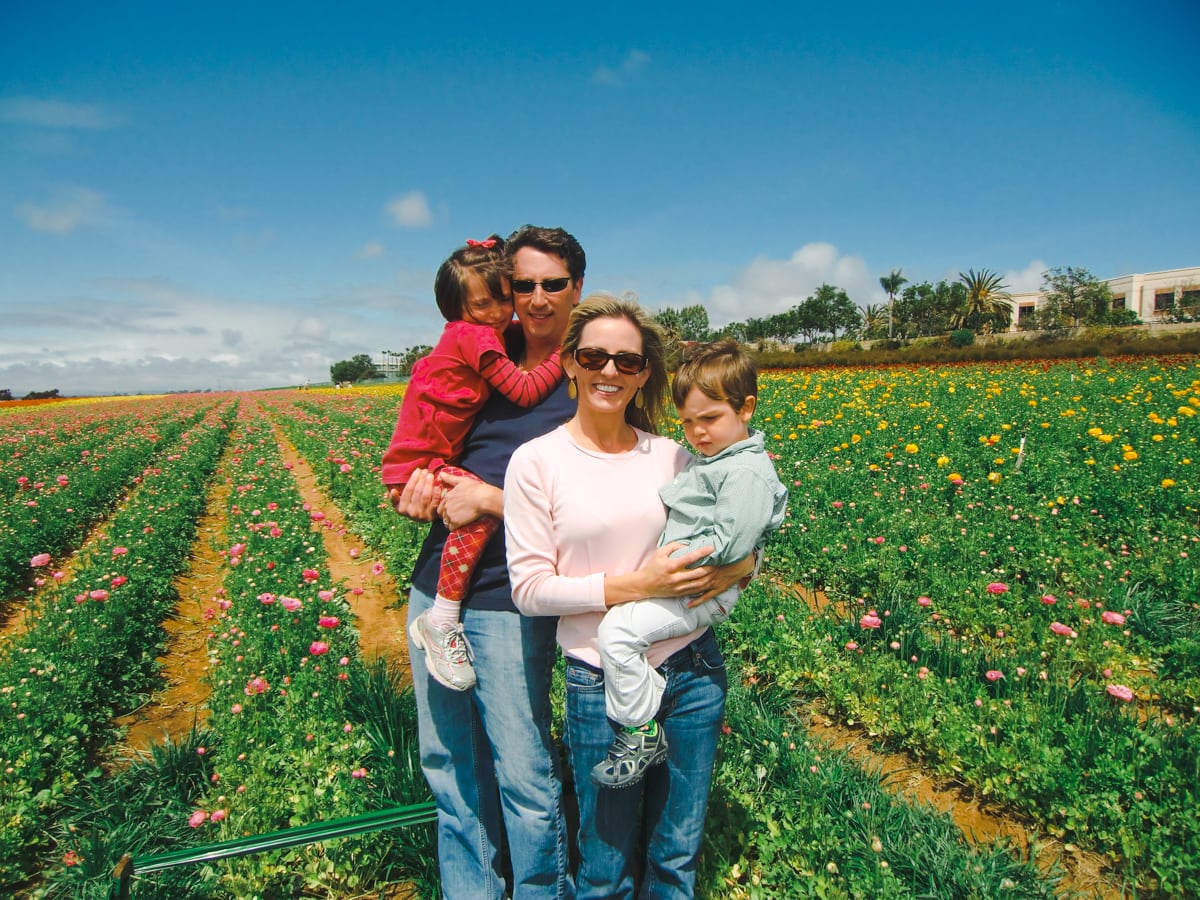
[1017,305,1035,324]
[1154,291,1175,312]
[1181,288,1200,309]
[1110,295,1125,310]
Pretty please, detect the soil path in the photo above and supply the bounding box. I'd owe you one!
[792,587,1124,899]
[114,410,409,756]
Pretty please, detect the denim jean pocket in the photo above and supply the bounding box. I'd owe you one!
[691,630,727,674]
[565,661,604,692]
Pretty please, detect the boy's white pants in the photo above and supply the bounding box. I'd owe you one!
[596,586,739,727]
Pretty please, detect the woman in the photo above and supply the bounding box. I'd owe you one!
[505,294,750,899]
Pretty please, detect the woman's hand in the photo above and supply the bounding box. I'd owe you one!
[388,469,439,521]
[604,542,716,608]
[686,550,757,607]
[437,470,503,531]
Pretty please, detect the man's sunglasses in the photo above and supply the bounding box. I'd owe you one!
[573,347,648,375]
[511,277,572,295]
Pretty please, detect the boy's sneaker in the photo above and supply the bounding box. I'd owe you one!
[409,610,476,691]
[591,723,669,789]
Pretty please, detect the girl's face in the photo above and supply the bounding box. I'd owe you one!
[564,316,650,418]
[460,272,514,331]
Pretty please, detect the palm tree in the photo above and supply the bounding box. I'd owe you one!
[879,269,907,339]
[861,303,888,339]
[955,269,1012,331]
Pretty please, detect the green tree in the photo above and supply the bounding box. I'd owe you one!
[895,281,964,337]
[329,353,380,385]
[879,269,907,340]
[653,304,712,343]
[398,345,432,375]
[1040,266,1116,327]
[860,304,888,340]
[955,269,1012,332]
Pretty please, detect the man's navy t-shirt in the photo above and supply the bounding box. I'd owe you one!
[410,360,574,612]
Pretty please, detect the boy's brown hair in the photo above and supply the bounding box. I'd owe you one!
[671,339,757,412]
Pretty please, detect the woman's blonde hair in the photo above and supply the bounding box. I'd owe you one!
[562,292,669,434]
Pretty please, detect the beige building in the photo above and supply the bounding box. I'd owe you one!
[1008,266,1200,330]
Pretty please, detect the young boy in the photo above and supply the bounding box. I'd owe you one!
[591,340,788,788]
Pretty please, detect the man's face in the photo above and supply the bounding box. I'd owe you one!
[511,247,581,347]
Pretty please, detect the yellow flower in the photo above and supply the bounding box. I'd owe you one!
[987,472,1002,484]
[1162,478,1176,488]
[948,472,962,483]
[1123,450,1138,461]
[851,434,862,444]
[905,443,919,454]
[936,455,950,467]
[1178,406,1196,418]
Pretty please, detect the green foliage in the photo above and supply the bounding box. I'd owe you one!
[329,353,380,385]
[949,328,975,348]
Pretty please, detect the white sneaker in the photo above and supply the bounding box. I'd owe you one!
[409,610,476,691]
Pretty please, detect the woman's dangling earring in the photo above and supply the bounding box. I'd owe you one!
[567,378,577,400]
[634,388,644,409]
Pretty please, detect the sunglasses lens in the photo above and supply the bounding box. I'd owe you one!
[512,277,571,295]
[574,349,646,374]
[615,353,646,374]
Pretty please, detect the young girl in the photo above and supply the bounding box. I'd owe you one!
[382,236,562,691]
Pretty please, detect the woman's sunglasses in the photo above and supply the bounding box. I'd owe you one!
[573,347,648,375]
[511,277,572,295]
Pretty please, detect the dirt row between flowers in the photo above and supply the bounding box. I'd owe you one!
[113,414,410,758]
[792,586,1122,900]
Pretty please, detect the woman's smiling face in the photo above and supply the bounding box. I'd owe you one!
[564,315,650,417]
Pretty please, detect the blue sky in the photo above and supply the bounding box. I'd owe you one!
[2,1,1197,395]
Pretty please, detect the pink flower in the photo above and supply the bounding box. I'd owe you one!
[281,597,302,612]
[1106,684,1134,702]
[302,568,321,583]
[1049,622,1076,638]
[1041,594,1057,605]
[310,641,330,656]
[372,562,385,576]
[831,501,843,509]
[318,615,340,629]
[231,703,243,714]
[112,546,128,557]
[111,575,127,587]
[859,612,882,629]
[209,809,227,823]
[349,547,361,558]
[30,552,52,568]
[188,810,208,828]
[244,677,270,695]
[258,592,277,604]
[1101,610,1126,625]
[318,589,336,601]
[340,464,353,474]
[844,641,859,651]
[917,596,932,607]
[351,767,367,778]
[89,589,109,601]
[985,582,1008,594]
[985,670,1004,682]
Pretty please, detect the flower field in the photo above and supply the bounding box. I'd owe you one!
[1,354,1196,898]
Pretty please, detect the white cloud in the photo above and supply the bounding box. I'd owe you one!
[387,191,433,228]
[697,242,879,325]
[592,50,651,87]
[357,240,385,259]
[1004,259,1049,294]
[15,187,108,234]
[0,96,124,130]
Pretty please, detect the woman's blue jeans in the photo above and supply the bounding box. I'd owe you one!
[408,587,571,899]
[565,628,727,900]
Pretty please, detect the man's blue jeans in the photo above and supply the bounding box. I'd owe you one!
[408,587,571,899]
[564,628,727,900]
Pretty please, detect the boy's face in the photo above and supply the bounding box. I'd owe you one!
[677,386,755,457]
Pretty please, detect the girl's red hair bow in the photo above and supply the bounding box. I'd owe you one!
[466,238,497,248]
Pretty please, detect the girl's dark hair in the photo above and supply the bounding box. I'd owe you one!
[562,292,669,434]
[433,235,511,322]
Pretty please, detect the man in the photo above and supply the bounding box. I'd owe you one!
[393,225,584,899]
